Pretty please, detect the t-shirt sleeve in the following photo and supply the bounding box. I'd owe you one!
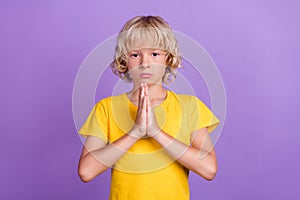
[189,96,220,134]
[78,101,109,143]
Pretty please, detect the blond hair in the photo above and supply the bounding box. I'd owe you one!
[110,16,182,84]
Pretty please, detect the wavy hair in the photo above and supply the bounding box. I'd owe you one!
[110,16,182,84]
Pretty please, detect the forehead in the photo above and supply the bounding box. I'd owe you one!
[127,48,165,53]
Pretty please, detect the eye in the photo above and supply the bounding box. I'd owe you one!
[152,52,159,57]
[130,53,139,58]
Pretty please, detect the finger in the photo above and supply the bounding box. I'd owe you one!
[145,84,148,96]
[146,90,150,112]
[145,85,149,113]
[138,84,141,109]
[146,92,149,125]
[142,91,147,121]
[147,94,155,124]
[145,87,150,112]
[138,84,144,110]
[142,84,147,110]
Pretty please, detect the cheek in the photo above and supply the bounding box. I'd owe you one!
[157,67,166,75]
[126,60,137,70]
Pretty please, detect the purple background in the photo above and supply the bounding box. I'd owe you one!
[1,0,299,199]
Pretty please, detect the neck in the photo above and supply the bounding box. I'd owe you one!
[128,83,167,101]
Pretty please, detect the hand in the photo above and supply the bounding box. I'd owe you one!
[128,83,147,138]
[145,85,161,138]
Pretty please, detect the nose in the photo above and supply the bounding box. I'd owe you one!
[139,64,150,69]
[139,54,150,69]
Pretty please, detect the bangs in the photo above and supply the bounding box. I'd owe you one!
[111,16,182,82]
[118,27,176,54]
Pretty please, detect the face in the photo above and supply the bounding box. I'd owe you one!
[126,48,167,86]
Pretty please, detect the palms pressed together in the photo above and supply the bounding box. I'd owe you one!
[131,83,161,139]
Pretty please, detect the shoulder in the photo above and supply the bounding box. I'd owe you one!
[169,91,210,112]
[96,94,124,103]
[169,90,201,104]
[95,93,127,112]
[94,93,126,108]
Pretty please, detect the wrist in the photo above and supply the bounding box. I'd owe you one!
[128,129,143,139]
[152,129,163,139]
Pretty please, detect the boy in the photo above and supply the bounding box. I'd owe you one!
[78,15,220,200]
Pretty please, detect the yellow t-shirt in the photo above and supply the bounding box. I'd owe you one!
[78,90,220,200]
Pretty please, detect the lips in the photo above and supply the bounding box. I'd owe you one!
[139,73,152,78]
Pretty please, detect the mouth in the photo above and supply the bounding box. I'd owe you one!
[139,73,152,78]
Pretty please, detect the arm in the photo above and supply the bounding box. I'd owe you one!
[152,127,218,181]
[143,84,217,180]
[78,84,148,183]
[78,132,139,183]
[143,85,217,180]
